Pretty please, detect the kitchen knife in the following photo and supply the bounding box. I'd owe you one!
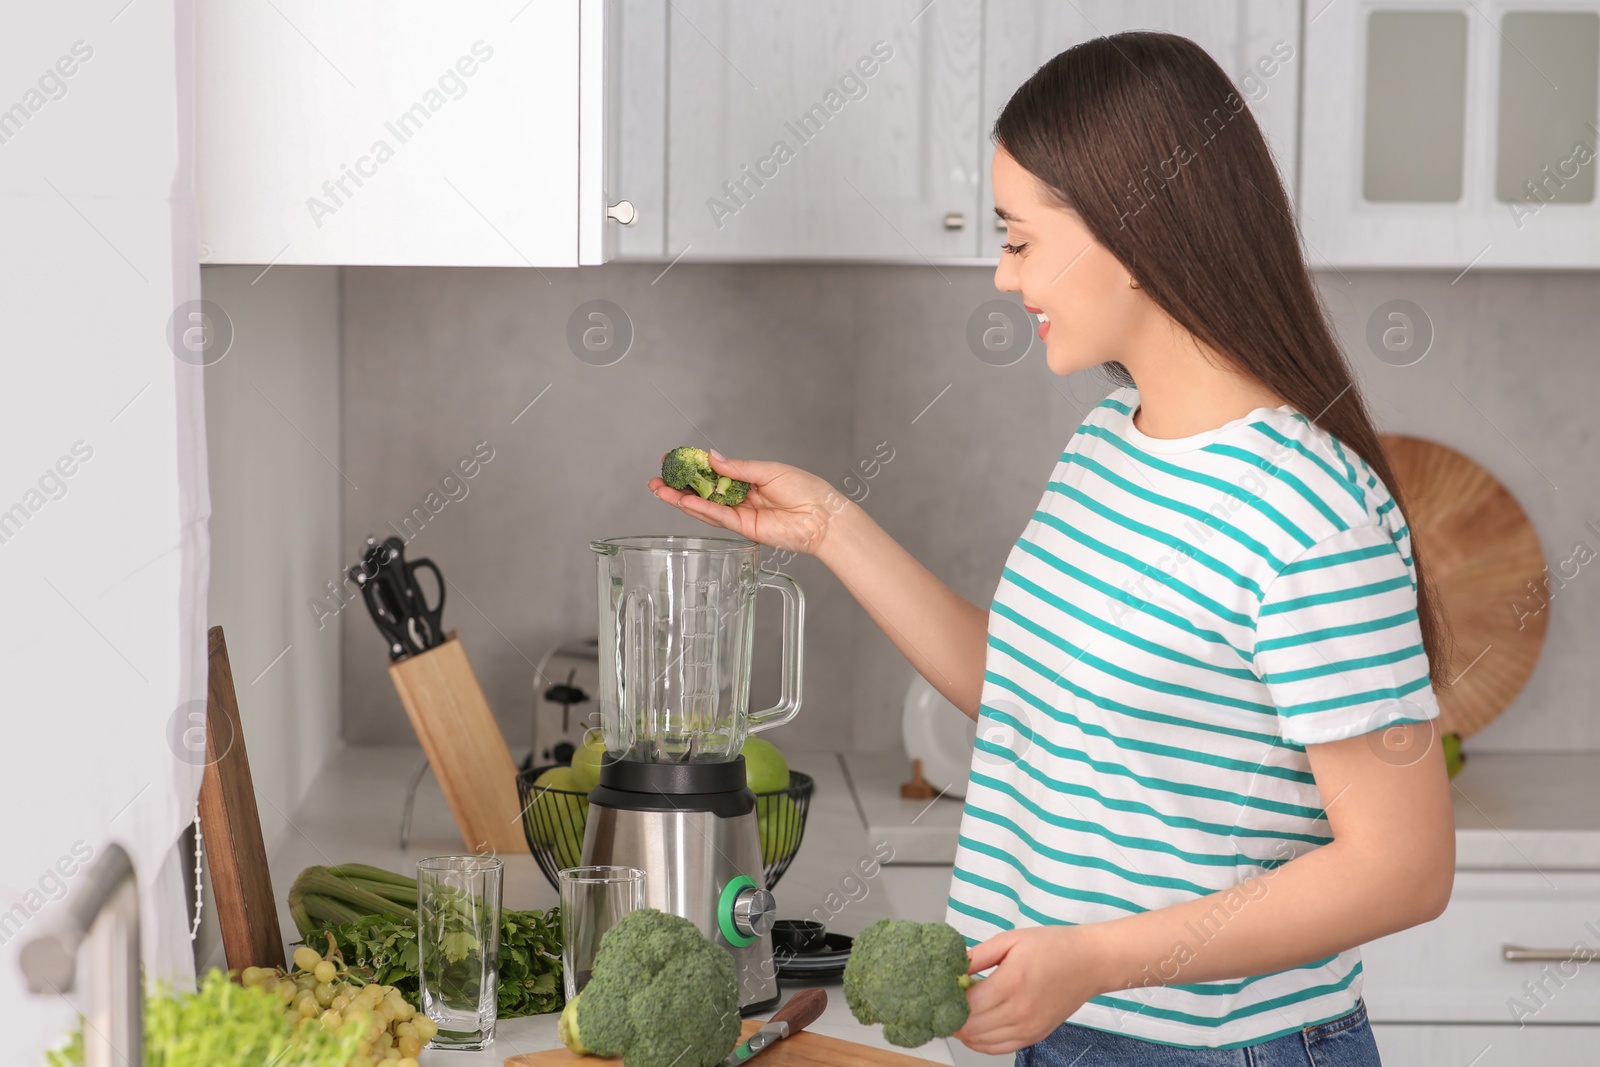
[723,988,828,1065]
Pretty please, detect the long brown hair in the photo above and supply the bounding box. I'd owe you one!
[994,31,1451,689]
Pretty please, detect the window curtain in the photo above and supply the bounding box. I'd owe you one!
[1,0,210,1059]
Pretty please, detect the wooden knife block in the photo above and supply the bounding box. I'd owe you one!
[388,634,526,854]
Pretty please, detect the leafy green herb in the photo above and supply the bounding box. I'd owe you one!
[46,970,362,1067]
[43,1024,82,1067]
[440,929,479,963]
[308,905,564,1018]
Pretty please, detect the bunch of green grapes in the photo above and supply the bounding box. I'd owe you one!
[240,941,440,1066]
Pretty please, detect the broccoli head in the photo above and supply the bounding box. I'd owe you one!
[661,446,750,506]
[842,919,978,1047]
[558,907,742,1067]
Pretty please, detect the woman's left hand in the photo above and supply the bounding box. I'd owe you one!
[953,924,1111,1055]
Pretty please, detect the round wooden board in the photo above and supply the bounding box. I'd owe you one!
[1378,434,1548,736]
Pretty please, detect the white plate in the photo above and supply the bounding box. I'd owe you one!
[900,673,976,799]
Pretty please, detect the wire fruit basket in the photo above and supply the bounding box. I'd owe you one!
[515,765,814,892]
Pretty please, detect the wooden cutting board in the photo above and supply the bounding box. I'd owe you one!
[198,626,286,971]
[506,1018,940,1066]
[1378,435,1549,736]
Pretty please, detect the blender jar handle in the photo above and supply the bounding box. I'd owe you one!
[747,568,804,733]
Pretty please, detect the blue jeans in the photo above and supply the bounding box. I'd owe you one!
[1017,998,1381,1067]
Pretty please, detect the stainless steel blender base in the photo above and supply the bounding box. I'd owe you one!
[582,799,779,1011]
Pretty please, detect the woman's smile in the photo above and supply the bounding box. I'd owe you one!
[1023,302,1050,341]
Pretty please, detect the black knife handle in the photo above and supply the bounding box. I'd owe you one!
[768,988,827,1036]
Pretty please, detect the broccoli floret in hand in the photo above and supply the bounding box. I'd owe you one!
[558,908,742,1067]
[661,446,750,506]
[842,919,979,1047]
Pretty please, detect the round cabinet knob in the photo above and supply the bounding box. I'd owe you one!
[733,886,777,938]
[606,199,638,226]
[943,212,966,230]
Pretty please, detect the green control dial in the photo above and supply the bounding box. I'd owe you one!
[718,875,759,947]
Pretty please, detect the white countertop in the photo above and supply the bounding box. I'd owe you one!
[841,754,966,865]
[266,744,1600,1065]
[843,749,1600,871]
[266,746,956,1065]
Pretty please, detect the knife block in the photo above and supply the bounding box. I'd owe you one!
[388,633,526,854]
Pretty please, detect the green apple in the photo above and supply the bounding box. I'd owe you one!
[757,793,801,865]
[529,765,589,868]
[570,729,608,792]
[1443,732,1465,779]
[534,764,582,792]
[741,736,790,794]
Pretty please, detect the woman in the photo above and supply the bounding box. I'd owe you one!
[648,31,1455,1066]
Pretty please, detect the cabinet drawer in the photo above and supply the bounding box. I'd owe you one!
[1362,870,1600,1024]
[1374,1023,1600,1065]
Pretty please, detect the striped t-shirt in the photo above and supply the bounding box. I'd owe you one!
[945,385,1439,1050]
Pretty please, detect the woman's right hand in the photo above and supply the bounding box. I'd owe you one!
[647,450,846,558]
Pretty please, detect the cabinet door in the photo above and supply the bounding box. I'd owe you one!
[614,0,669,258]
[1361,869,1600,1024]
[980,1,1302,258]
[1301,0,1600,268]
[1374,1023,1600,1065]
[198,1,607,267]
[665,0,983,260]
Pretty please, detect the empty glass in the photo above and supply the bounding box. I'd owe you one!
[559,865,647,999]
[417,855,503,1050]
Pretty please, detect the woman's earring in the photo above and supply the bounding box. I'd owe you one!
[1129,277,1141,290]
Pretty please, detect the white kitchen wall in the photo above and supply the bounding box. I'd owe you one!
[335,263,859,755]
[200,264,343,899]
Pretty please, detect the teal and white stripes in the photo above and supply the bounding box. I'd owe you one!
[945,385,1440,1050]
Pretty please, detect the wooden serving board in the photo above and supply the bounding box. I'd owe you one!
[1378,435,1549,736]
[506,1018,939,1066]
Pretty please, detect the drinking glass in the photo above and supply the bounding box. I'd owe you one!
[417,855,503,1050]
[559,865,647,999]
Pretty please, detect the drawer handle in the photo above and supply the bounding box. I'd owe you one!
[1502,943,1600,962]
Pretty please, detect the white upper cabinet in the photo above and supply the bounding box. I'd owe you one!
[980,1,1303,258]
[617,1,1298,262]
[197,0,625,267]
[1302,0,1600,269]
[660,0,984,260]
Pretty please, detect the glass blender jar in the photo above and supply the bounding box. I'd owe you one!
[590,534,803,763]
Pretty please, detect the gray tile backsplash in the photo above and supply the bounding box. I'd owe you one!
[340,264,1600,755]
